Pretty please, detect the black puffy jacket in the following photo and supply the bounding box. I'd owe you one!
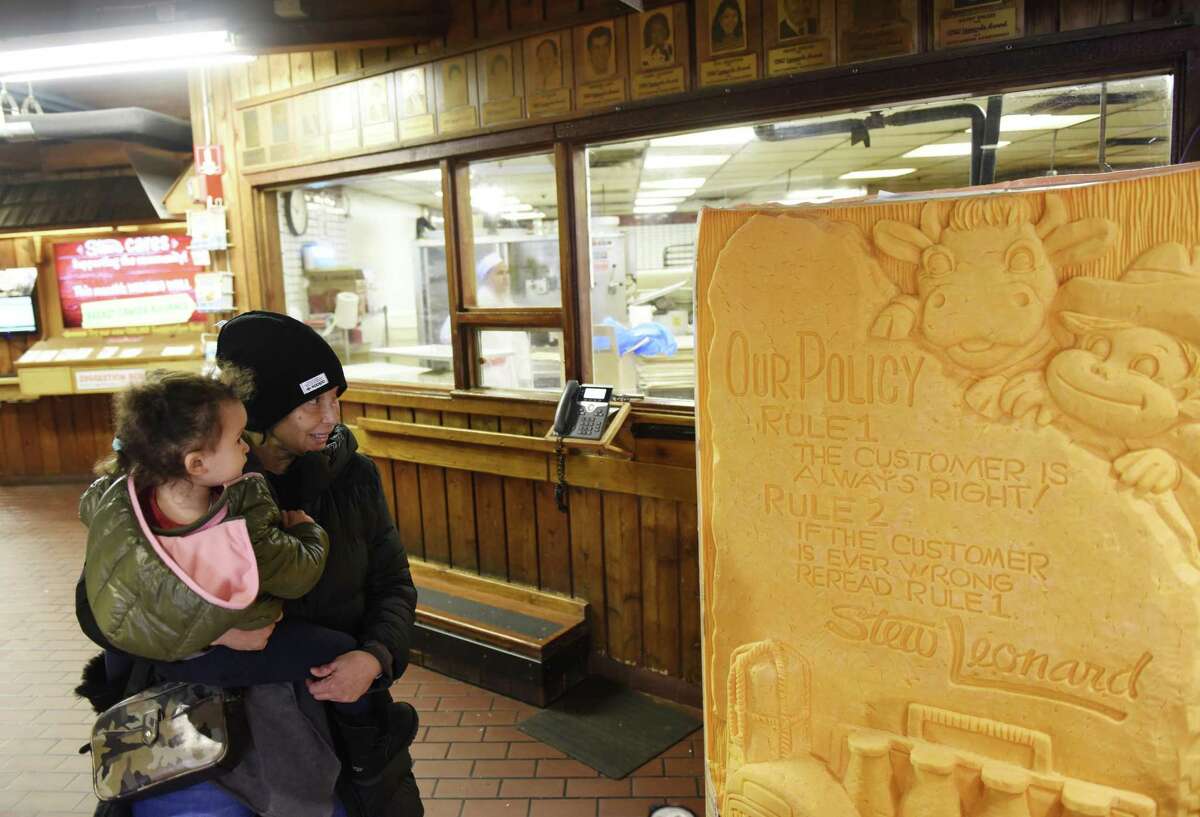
[258,424,417,683]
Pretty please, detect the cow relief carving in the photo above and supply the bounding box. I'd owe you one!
[870,194,1118,418]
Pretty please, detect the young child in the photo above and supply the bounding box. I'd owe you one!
[81,369,394,783]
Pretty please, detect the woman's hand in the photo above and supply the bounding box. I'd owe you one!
[212,622,276,651]
[282,509,316,528]
[307,650,382,703]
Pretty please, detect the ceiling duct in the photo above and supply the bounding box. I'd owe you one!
[0,107,192,151]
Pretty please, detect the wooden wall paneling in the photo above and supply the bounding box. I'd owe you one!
[365,405,397,523]
[191,69,263,313]
[470,413,509,579]
[336,49,364,74]
[231,62,252,101]
[0,403,24,474]
[1025,0,1059,33]
[447,0,476,49]
[268,54,293,93]
[0,240,16,266]
[511,0,545,28]
[414,408,451,565]
[678,501,701,685]
[388,45,418,61]
[70,396,97,474]
[16,401,43,475]
[1102,0,1134,22]
[313,51,339,81]
[33,398,61,475]
[388,406,426,560]
[602,490,642,664]
[50,397,84,475]
[362,47,390,68]
[0,340,13,377]
[568,487,606,652]
[88,395,112,461]
[640,497,680,676]
[534,481,572,595]
[546,0,581,19]
[249,57,271,97]
[475,0,511,36]
[1134,0,1178,18]
[500,416,539,586]
[340,401,366,425]
[441,412,480,572]
[1059,0,1103,28]
[290,53,315,87]
[634,437,697,468]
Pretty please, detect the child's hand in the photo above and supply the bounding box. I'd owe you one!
[282,509,315,528]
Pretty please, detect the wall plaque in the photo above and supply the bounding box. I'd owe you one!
[435,55,480,136]
[575,20,628,109]
[934,0,1023,48]
[358,75,397,148]
[628,4,691,100]
[698,0,763,87]
[837,0,919,63]
[764,0,836,75]
[397,65,436,141]
[479,43,526,126]
[523,31,575,118]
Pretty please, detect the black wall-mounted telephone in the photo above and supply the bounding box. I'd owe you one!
[552,380,614,441]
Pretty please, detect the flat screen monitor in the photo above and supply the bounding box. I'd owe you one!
[0,267,38,334]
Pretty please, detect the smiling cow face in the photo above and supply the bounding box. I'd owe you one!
[873,195,1117,376]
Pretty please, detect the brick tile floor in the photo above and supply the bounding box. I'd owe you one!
[0,483,706,817]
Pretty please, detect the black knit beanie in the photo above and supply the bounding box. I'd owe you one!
[216,311,347,432]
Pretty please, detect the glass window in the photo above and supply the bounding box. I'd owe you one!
[475,329,565,392]
[275,165,453,388]
[464,152,562,308]
[585,74,1174,403]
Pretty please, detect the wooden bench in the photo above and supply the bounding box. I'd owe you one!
[407,560,589,706]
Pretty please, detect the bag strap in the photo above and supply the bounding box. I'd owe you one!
[123,659,154,699]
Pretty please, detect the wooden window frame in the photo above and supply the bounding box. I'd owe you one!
[247,21,1200,412]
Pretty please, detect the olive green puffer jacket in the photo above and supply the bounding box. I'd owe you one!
[81,472,329,662]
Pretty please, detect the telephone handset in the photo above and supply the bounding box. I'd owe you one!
[553,380,614,441]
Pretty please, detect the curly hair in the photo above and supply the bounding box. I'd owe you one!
[96,367,254,491]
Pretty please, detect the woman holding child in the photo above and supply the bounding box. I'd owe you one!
[75,311,423,817]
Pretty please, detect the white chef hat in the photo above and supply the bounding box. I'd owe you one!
[476,251,505,282]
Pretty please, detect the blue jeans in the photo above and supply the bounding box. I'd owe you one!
[131,780,348,817]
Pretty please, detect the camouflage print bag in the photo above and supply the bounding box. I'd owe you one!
[90,682,245,801]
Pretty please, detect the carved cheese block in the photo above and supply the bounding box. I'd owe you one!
[696,164,1200,817]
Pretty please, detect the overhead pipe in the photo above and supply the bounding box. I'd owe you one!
[0,107,192,151]
[754,102,1003,185]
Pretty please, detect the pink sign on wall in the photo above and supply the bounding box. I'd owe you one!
[54,235,206,329]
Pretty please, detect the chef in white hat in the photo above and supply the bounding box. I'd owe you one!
[439,250,532,388]
[473,251,512,308]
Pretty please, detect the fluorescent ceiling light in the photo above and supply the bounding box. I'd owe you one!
[4,53,253,83]
[639,178,708,189]
[472,184,506,215]
[839,168,916,180]
[996,114,1100,132]
[0,29,248,82]
[644,153,730,170]
[393,169,443,183]
[634,204,677,214]
[785,187,867,203]
[637,188,696,199]
[651,127,757,147]
[635,194,688,203]
[903,141,1010,158]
